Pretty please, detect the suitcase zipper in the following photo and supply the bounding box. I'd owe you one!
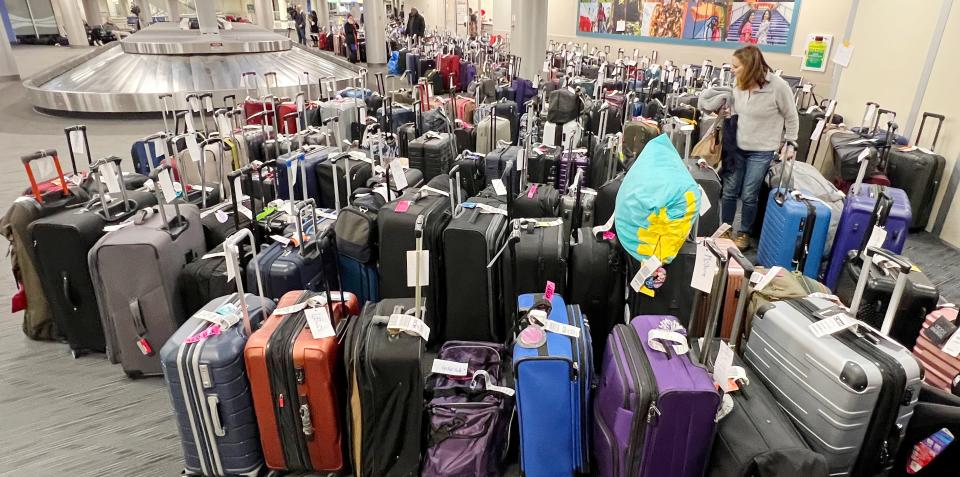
[791,299,908,475]
[622,323,659,475]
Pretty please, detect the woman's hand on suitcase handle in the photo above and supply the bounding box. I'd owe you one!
[863,247,913,274]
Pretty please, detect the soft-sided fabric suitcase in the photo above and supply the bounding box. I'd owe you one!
[593,314,721,477]
[513,183,560,218]
[913,305,960,396]
[527,145,559,186]
[277,145,336,201]
[744,253,923,477]
[823,176,911,289]
[315,151,374,210]
[502,217,568,315]
[162,232,274,477]
[514,293,592,477]
[409,132,455,181]
[569,227,625,361]
[89,177,206,377]
[342,298,425,477]
[685,158,721,236]
[442,197,508,343]
[885,113,946,230]
[245,289,361,473]
[742,266,831,343]
[834,250,940,349]
[626,240,697,326]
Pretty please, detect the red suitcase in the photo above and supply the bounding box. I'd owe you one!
[438,54,461,93]
[245,289,360,472]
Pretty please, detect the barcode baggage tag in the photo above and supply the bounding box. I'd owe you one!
[158,169,178,203]
[152,137,166,160]
[691,241,718,293]
[543,319,581,338]
[225,243,241,283]
[233,176,253,219]
[184,112,197,133]
[203,95,214,113]
[491,179,507,196]
[103,220,135,232]
[388,313,430,341]
[69,130,85,154]
[100,162,123,195]
[218,115,232,139]
[710,223,732,239]
[271,235,291,246]
[431,359,468,376]
[810,119,826,141]
[867,226,887,249]
[938,328,960,357]
[698,185,711,216]
[391,161,409,190]
[407,250,430,287]
[305,307,336,339]
[711,341,735,391]
[274,301,308,315]
[630,255,662,292]
[186,134,203,164]
[809,311,859,338]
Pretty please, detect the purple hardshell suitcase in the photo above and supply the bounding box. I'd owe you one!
[823,159,911,289]
[593,314,721,477]
[557,149,590,194]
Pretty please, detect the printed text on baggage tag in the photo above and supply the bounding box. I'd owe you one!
[491,179,507,196]
[406,250,430,287]
[543,319,581,338]
[431,359,469,376]
[630,256,662,293]
[691,241,718,294]
[69,130,85,154]
[158,169,178,203]
[809,313,859,338]
[698,185,711,216]
[305,307,336,339]
[754,266,784,292]
[388,313,430,341]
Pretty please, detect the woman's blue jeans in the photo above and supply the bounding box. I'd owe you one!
[721,149,775,234]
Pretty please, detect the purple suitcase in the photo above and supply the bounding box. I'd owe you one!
[593,314,720,477]
[823,160,911,289]
[557,149,590,194]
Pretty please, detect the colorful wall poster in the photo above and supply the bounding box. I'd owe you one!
[801,33,832,72]
[577,1,802,54]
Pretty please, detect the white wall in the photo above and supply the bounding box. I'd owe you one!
[545,0,854,94]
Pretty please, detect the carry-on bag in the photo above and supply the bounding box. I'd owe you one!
[885,112,946,230]
[315,150,374,210]
[161,229,275,477]
[742,266,831,343]
[743,246,923,476]
[245,244,360,473]
[89,165,206,377]
[514,293,592,477]
[568,222,625,363]
[422,341,514,477]
[913,304,960,395]
[30,156,155,356]
[758,158,845,255]
[501,218,569,318]
[757,142,831,279]
[688,237,744,340]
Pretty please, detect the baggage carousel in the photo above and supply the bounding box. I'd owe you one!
[22,23,363,114]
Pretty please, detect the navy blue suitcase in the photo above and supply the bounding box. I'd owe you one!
[513,293,592,477]
[276,145,337,201]
[756,147,831,279]
[406,52,420,84]
[338,254,380,306]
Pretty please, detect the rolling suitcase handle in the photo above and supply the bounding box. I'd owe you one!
[148,164,188,238]
[63,125,89,172]
[223,228,267,335]
[850,246,914,337]
[414,214,426,321]
[447,163,463,212]
[329,151,356,210]
[695,238,730,364]
[226,168,251,235]
[294,198,321,257]
[21,149,71,203]
[89,156,135,223]
[200,136,227,199]
[915,112,945,151]
[773,140,799,205]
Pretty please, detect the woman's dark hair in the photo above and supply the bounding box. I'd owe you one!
[733,45,772,90]
[762,9,771,21]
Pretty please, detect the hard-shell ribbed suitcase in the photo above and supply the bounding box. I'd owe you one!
[342,299,424,477]
[744,250,923,477]
[245,288,361,473]
[885,113,946,231]
[89,169,207,377]
[31,158,156,355]
[442,196,508,343]
[514,293,592,477]
[823,173,911,289]
[475,115,512,154]
[913,305,960,396]
[409,132,455,182]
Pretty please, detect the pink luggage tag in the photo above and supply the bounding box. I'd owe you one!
[184,325,222,344]
[602,230,616,241]
[527,184,538,198]
[395,200,411,213]
[136,337,154,356]
[543,281,556,301]
[11,282,26,313]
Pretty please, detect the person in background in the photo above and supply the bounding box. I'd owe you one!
[344,13,360,63]
[399,5,406,22]
[130,3,142,31]
[309,10,319,46]
[406,7,426,39]
[294,4,307,45]
[596,3,607,33]
[756,9,771,45]
[468,8,478,38]
[720,45,798,250]
[738,11,755,44]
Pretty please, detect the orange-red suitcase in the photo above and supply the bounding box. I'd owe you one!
[244,289,361,472]
[913,305,960,396]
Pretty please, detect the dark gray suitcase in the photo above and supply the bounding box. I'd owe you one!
[885,112,946,230]
[744,247,923,477]
[501,218,568,324]
[685,158,721,237]
[89,165,207,377]
[409,132,455,182]
[161,230,274,477]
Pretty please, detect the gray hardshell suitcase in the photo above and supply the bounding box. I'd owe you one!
[476,115,512,154]
[90,166,207,377]
[161,230,274,477]
[743,247,922,477]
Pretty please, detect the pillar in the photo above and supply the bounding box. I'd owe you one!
[166,0,180,23]
[195,0,219,35]
[0,15,19,81]
[135,0,151,27]
[364,0,388,64]
[82,0,102,25]
[55,0,89,47]
[315,0,330,30]
[255,0,275,31]
[510,0,545,79]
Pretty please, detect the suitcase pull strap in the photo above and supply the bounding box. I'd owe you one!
[850,247,913,337]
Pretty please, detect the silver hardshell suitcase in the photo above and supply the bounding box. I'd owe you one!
[743,247,922,477]
[90,165,206,377]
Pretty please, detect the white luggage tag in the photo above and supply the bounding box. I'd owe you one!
[647,319,688,356]
[470,369,516,396]
[808,305,860,338]
[388,312,430,341]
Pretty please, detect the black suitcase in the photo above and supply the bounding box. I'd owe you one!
[686,158,722,236]
[483,145,521,188]
[342,298,424,477]
[377,177,453,344]
[833,250,940,350]
[442,196,508,342]
[29,157,156,356]
[626,240,698,326]
[316,151,374,210]
[513,183,560,218]
[492,99,519,144]
[885,112,947,230]
[418,58,436,79]
[569,226,624,362]
[528,145,560,186]
[453,151,486,198]
[594,173,623,227]
[502,217,569,322]
[408,132,455,182]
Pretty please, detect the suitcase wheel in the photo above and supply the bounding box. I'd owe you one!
[124,370,143,380]
[69,348,88,359]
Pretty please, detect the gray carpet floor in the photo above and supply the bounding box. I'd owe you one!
[0,45,956,477]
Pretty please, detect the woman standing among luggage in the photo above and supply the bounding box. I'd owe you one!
[309,10,319,46]
[344,14,360,63]
[721,45,798,250]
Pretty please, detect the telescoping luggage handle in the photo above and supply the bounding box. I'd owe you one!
[915,112,945,152]
[294,198,322,258]
[223,228,267,335]
[148,164,189,237]
[63,125,90,173]
[226,167,255,236]
[20,149,70,203]
[773,141,799,206]
[850,246,914,337]
[89,156,135,223]
[696,239,755,362]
